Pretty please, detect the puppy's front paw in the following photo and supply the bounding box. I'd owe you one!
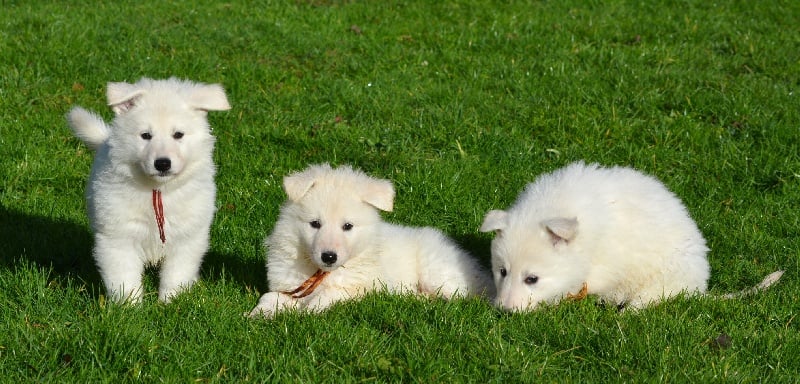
[246,292,298,319]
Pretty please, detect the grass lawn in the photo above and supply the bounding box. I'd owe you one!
[1,0,798,381]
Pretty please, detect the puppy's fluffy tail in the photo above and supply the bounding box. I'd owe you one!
[67,107,109,150]
[720,270,784,299]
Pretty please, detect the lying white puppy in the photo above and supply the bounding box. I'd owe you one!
[480,161,783,311]
[67,77,230,303]
[249,164,493,317]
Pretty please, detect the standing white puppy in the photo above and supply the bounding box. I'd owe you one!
[480,162,783,311]
[67,77,230,303]
[249,164,493,318]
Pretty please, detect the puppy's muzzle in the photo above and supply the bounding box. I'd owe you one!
[321,251,337,266]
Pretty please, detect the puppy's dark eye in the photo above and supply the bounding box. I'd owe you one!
[141,132,152,140]
[524,276,539,285]
[342,222,353,231]
[309,220,321,229]
[173,131,184,139]
[499,268,507,278]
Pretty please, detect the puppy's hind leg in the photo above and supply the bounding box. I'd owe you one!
[416,230,495,299]
[424,256,494,299]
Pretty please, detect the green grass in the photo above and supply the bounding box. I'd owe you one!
[2,0,798,381]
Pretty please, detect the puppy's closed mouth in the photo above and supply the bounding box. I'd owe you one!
[150,170,175,178]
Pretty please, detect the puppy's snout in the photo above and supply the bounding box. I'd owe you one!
[154,158,171,172]
[321,251,337,265]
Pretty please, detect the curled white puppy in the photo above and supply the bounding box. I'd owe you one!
[249,164,493,318]
[67,77,230,303]
[480,161,783,311]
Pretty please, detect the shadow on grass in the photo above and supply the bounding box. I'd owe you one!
[201,249,268,293]
[0,206,101,294]
[454,232,493,269]
[0,205,268,297]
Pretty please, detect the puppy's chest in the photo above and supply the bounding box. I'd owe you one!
[101,188,211,239]
[154,190,214,230]
[141,191,210,257]
[325,263,379,289]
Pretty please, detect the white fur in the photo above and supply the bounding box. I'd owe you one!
[480,162,782,311]
[249,164,494,318]
[67,77,230,303]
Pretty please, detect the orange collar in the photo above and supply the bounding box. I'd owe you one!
[567,282,588,300]
[282,269,330,298]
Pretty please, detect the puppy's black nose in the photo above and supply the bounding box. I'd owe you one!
[154,158,171,172]
[321,251,337,265]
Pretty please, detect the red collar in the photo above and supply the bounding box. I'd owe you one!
[152,189,166,243]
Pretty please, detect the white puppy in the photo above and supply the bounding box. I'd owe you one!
[480,162,783,311]
[249,164,493,317]
[67,77,230,303]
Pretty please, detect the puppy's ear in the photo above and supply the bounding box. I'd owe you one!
[283,164,331,202]
[189,83,231,112]
[107,81,145,116]
[480,210,508,233]
[361,179,394,212]
[541,217,578,245]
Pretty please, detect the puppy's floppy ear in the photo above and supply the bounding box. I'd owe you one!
[480,210,508,233]
[107,81,145,116]
[361,178,394,212]
[541,217,578,245]
[283,164,332,202]
[189,83,231,112]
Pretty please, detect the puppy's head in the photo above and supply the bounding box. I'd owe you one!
[105,77,230,184]
[283,164,394,271]
[480,210,588,311]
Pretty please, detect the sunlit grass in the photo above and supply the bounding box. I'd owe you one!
[1,0,797,381]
